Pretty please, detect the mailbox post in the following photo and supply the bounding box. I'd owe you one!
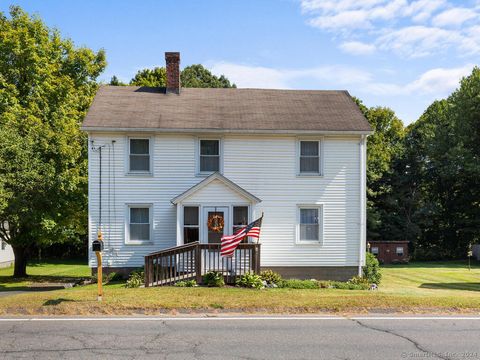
[92,231,104,301]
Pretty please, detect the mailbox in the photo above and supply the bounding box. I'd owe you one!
[92,239,104,252]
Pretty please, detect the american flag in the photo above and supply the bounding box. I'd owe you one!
[220,215,263,258]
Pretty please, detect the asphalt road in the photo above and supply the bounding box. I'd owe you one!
[0,316,479,359]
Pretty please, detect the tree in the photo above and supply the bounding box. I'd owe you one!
[125,64,235,88]
[354,99,405,240]
[109,75,126,86]
[0,6,106,276]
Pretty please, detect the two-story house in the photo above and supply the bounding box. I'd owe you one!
[82,52,372,281]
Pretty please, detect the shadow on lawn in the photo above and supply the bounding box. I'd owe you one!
[0,275,87,292]
[420,282,480,292]
[383,261,480,269]
[43,298,77,306]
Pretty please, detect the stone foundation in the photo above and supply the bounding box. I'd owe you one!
[262,266,359,281]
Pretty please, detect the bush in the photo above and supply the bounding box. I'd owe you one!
[91,271,123,284]
[174,279,197,287]
[202,271,225,287]
[277,279,320,289]
[364,252,382,285]
[125,269,144,288]
[236,272,264,289]
[260,269,282,285]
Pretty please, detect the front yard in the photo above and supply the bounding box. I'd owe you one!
[0,261,479,315]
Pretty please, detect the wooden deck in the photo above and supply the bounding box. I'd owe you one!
[144,242,261,287]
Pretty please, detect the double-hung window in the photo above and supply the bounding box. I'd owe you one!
[129,138,151,173]
[127,205,152,244]
[299,140,321,175]
[396,246,404,256]
[199,139,220,173]
[183,206,199,243]
[233,206,249,242]
[297,206,323,244]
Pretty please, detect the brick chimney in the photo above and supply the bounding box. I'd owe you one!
[165,52,180,94]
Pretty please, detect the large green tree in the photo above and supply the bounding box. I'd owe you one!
[0,6,106,276]
[116,64,236,88]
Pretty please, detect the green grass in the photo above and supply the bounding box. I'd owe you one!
[0,260,479,315]
[0,259,90,291]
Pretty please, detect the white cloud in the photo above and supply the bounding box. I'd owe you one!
[432,7,477,27]
[209,62,372,89]
[377,26,463,57]
[300,0,480,57]
[339,41,376,55]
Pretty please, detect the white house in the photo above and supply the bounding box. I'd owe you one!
[82,52,372,281]
[0,240,14,269]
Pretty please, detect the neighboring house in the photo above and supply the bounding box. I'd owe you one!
[82,52,372,281]
[368,241,409,264]
[0,240,14,268]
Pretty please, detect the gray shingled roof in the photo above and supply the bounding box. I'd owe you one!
[82,86,371,133]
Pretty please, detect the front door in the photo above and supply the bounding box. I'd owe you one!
[202,206,229,243]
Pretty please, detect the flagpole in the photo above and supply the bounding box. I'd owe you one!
[257,212,264,244]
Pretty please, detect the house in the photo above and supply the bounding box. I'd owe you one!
[368,241,409,264]
[0,240,14,269]
[82,52,372,282]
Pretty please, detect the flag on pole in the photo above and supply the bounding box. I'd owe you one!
[220,214,263,258]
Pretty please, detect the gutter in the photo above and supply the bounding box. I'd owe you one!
[358,134,368,276]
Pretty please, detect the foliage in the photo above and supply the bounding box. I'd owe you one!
[277,279,320,289]
[363,252,382,285]
[174,279,197,287]
[236,272,264,289]
[91,271,123,284]
[109,75,126,86]
[0,6,106,277]
[260,269,282,285]
[125,269,144,288]
[202,271,225,287]
[126,64,235,88]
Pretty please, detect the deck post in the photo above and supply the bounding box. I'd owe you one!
[195,243,202,284]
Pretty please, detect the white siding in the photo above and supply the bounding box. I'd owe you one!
[88,133,362,269]
[0,242,14,268]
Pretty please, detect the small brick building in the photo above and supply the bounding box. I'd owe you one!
[368,241,409,264]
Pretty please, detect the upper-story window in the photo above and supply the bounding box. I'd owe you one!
[199,139,221,173]
[129,138,151,173]
[298,140,322,175]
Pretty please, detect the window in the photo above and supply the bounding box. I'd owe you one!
[298,206,322,243]
[183,207,199,244]
[129,138,150,172]
[299,140,321,174]
[127,205,151,243]
[199,139,220,173]
[1,240,5,250]
[371,247,379,255]
[396,246,404,256]
[233,206,249,242]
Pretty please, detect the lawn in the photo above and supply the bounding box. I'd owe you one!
[0,259,90,291]
[0,260,479,315]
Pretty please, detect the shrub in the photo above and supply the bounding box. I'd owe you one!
[236,272,264,289]
[260,269,282,285]
[364,252,382,285]
[175,279,197,287]
[125,269,145,288]
[202,271,225,287]
[91,272,123,284]
[277,279,320,289]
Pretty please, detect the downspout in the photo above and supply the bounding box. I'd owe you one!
[358,135,367,276]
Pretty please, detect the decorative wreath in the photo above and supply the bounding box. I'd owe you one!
[208,214,224,233]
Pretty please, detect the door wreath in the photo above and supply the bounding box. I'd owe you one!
[208,214,224,233]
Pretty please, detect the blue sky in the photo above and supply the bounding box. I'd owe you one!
[2,0,479,124]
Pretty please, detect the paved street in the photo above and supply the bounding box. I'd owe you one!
[0,316,479,359]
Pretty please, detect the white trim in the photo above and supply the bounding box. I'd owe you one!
[124,203,153,245]
[171,172,261,205]
[125,136,154,176]
[296,138,324,176]
[196,137,223,176]
[359,135,367,276]
[295,204,324,245]
[82,127,374,136]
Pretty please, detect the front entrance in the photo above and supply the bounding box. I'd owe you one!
[202,206,229,243]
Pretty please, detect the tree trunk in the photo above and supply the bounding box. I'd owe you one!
[12,245,28,278]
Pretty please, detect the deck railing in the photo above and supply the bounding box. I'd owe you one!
[144,242,261,287]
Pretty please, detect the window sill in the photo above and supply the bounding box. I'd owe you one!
[295,240,322,246]
[125,172,153,177]
[296,173,323,177]
[125,241,154,246]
